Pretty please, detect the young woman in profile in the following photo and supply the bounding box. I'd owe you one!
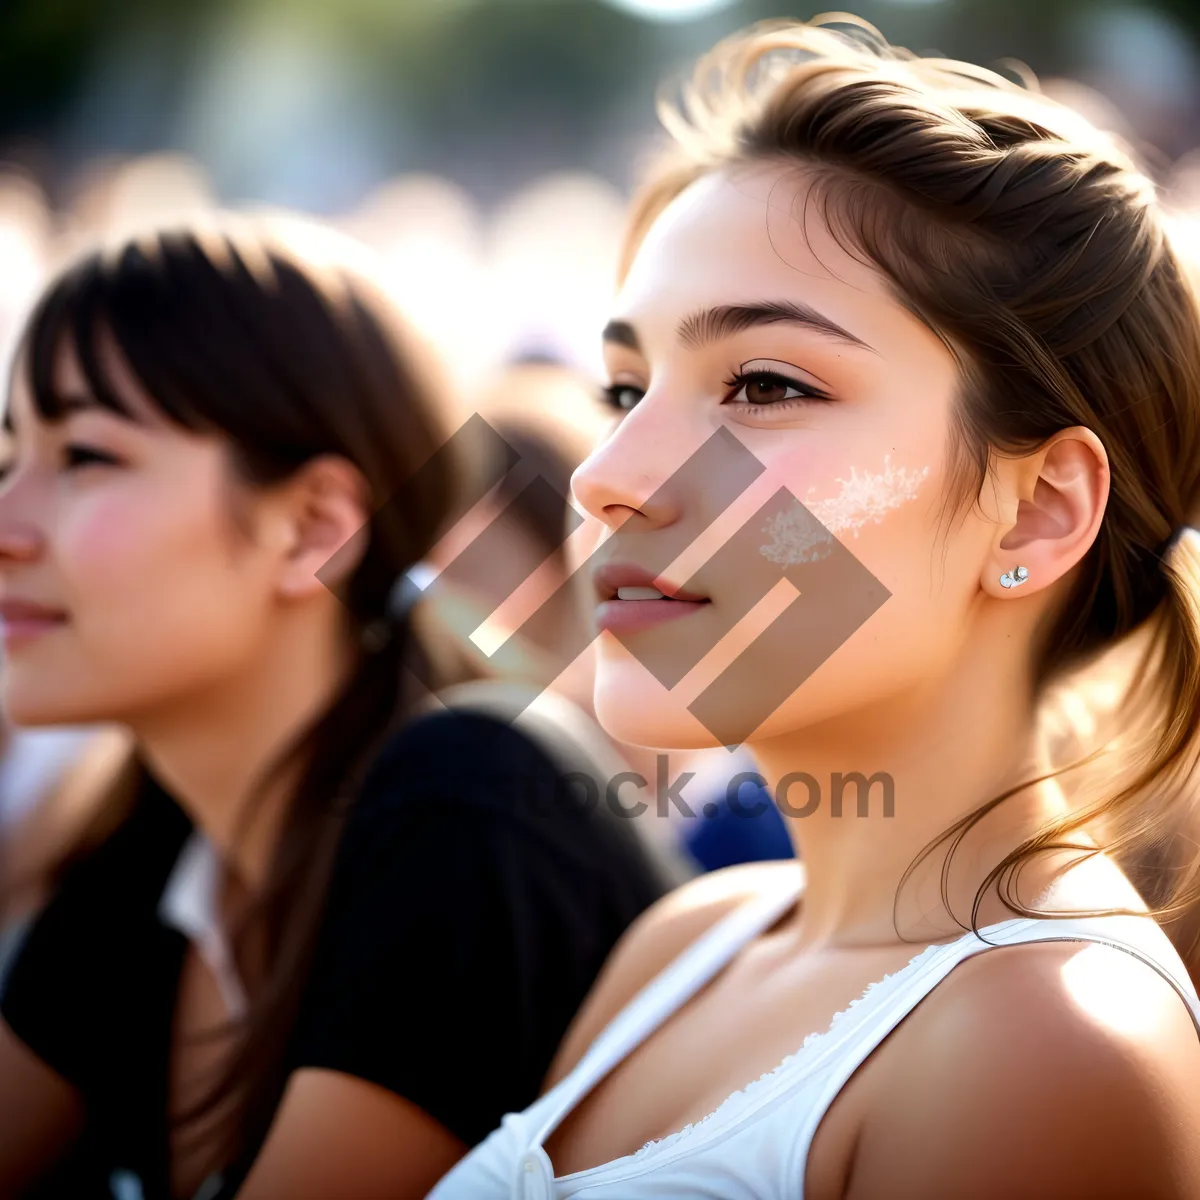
[430,17,1200,1200]
[0,219,669,1200]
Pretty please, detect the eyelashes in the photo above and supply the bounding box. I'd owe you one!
[721,368,831,413]
[601,368,833,416]
[62,443,122,471]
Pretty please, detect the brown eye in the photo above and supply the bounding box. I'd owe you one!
[744,376,793,405]
[726,370,823,407]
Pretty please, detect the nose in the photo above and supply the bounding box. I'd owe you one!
[0,523,42,567]
[571,399,687,533]
[0,476,44,568]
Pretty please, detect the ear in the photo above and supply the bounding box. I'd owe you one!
[982,426,1109,599]
[274,456,373,603]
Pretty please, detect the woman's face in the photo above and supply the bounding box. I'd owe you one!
[573,164,996,750]
[0,335,291,727]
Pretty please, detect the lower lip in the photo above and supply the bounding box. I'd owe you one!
[1,617,67,650]
[594,598,710,635]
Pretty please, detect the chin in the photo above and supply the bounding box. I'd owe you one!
[2,690,89,728]
[591,657,726,751]
[2,668,123,729]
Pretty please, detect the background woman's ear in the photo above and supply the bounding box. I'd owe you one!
[982,426,1109,598]
[276,456,373,602]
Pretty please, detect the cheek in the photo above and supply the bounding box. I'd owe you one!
[764,428,931,521]
[3,457,277,727]
[772,446,971,667]
[583,344,978,738]
[57,477,268,671]
[58,481,233,602]
[744,461,982,737]
[58,488,174,589]
[749,430,948,584]
[589,446,973,748]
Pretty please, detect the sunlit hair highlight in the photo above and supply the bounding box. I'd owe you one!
[620,15,1200,953]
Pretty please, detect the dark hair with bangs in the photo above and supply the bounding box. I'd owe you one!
[7,217,469,1179]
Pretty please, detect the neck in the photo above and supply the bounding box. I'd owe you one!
[750,611,1071,950]
[129,607,355,890]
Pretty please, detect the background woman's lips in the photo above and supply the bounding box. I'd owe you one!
[0,600,69,649]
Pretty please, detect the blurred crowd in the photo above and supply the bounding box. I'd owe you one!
[0,155,634,394]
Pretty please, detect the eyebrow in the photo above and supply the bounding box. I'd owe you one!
[602,302,877,356]
[680,302,876,353]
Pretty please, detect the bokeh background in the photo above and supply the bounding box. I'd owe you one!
[2,0,1200,388]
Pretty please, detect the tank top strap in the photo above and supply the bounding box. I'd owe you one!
[789,912,1200,1181]
[534,866,805,1141]
[959,913,1200,1029]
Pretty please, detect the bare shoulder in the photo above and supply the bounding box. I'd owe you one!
[848,938,1200,1200]
[542,861,802,1090]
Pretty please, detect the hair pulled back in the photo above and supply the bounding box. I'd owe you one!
[623,15,1200,940]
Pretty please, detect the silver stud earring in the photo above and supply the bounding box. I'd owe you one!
[999,565,1030,589]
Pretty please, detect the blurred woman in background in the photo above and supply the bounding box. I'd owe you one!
[433,17,1200,1198]
[0,219,668,1199]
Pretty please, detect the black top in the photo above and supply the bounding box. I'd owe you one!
[1,708,670,1199]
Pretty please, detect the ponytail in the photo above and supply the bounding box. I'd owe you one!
[1106,530,1200,972]
[622,18,1200,946]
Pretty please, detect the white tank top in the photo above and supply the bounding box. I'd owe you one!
[428,868,1200,1199]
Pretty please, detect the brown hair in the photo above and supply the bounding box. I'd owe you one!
[8,217,468,1175]
[621,17,1200,943]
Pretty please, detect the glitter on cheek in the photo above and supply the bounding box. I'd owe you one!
[759,504,836,567]
[759,456,931,567]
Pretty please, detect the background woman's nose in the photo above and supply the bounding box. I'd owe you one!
[0,532,41,566]
[0,502,43,565]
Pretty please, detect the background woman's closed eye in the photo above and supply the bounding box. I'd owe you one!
[58,444,123,475]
